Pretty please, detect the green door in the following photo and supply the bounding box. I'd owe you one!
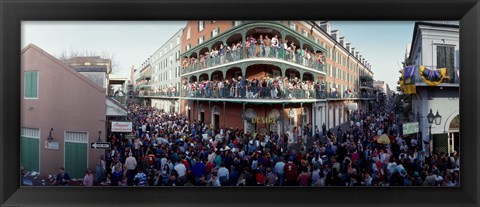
[65,142,87,179]
[20,136,40,172]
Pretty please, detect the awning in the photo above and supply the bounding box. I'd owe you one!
[106,98,127,116]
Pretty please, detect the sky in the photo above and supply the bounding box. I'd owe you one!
[22,21,414,88]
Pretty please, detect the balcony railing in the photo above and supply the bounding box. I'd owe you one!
[110,95,127,106]
[138,91,179,97]
[136,88,375,101]
[412,66,460,85]
[181,47,325,76]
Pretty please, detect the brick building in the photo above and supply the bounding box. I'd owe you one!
[177,21,376,136]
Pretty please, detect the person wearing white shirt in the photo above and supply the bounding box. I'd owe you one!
[217,163,230,185]
[271,35,278,57]
[174,162,187,177]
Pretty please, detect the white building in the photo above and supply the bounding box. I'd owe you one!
[144,28,184,113]
[407,21,459,155]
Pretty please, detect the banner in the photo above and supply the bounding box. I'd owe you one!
[403,66,416,94]
[111,121,132,132]
[419,66,446,86]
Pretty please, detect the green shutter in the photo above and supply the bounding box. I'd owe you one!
[24,71,38,98]
[24,72,32,98]
[31,71,38,98]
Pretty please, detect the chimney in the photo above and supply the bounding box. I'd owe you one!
[331,30,340,42]
[319,21,331,35]
[355,52,359,59]
[130,65,135,85]
[351,47,355,55]
[339,37,346,48]
[346,43,351,53]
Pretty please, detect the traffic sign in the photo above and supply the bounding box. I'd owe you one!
[90,142,111,149]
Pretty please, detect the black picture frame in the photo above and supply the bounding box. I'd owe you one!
[1,0,478,206]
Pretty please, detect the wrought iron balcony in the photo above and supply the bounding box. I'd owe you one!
[181,47,325,76]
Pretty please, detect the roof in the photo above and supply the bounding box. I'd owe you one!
[61,56,111,65]
[71,65,107,72]
[21,44,106,93]
[408,21,460,61]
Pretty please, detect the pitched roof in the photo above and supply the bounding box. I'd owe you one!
[21,44,106,93]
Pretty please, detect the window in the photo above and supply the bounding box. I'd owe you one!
[329,65,333,77]
[186,27,191,40]
[24,71,38,99]
[170,42,173,50]
[176,51,180,61]
[314,37,319,44]
[164,48,167,54]
[198,21,205,32]
[290,22,298,31]
[233,21,242,27]
[198,36,205,44]
[186,44,191,51]
[437,45,455,80]
[177,36,180,45]
[302,29,309,38]
[211,28,220,38]
[170,55,173,66]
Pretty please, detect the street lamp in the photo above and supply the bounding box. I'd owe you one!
[47,128,54,142]
[97,131,102,142]
[426,109,442,155]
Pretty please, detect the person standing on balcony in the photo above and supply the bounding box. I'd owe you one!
[231,43,237,61]
[264,35,271,58]
[218,80,224,98]
[257,35,264,57]
[236,41,242,59]
[251,77,258,97]
[219,44,225,64]
[240,76,246,98]
[249,36,257,58]
[283,39,290,60]
[277,38,284,60]
[214,80,219,98]
[271,35,278,58]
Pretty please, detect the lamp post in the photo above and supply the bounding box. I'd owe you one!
[426,109,442,156]
[47,128,54,142]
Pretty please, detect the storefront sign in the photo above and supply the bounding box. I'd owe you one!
[111,121,133,132]
[251,117,278,124]
[44,141,59,150]
[402,122,419,135]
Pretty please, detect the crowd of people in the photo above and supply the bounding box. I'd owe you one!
[181,34,325,72]
[91,100,459,187]
[182,76,328,99]
[138,85,178,97]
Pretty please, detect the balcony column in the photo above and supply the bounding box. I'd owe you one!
[223,101,226,129]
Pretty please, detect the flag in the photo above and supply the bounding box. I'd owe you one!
[403,66,416,94]
[419,66,446,86]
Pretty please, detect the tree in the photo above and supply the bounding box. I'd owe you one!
[57,49,119,73]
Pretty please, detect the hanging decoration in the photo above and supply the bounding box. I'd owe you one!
[419,66,446,86]
[402,65,416,94]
